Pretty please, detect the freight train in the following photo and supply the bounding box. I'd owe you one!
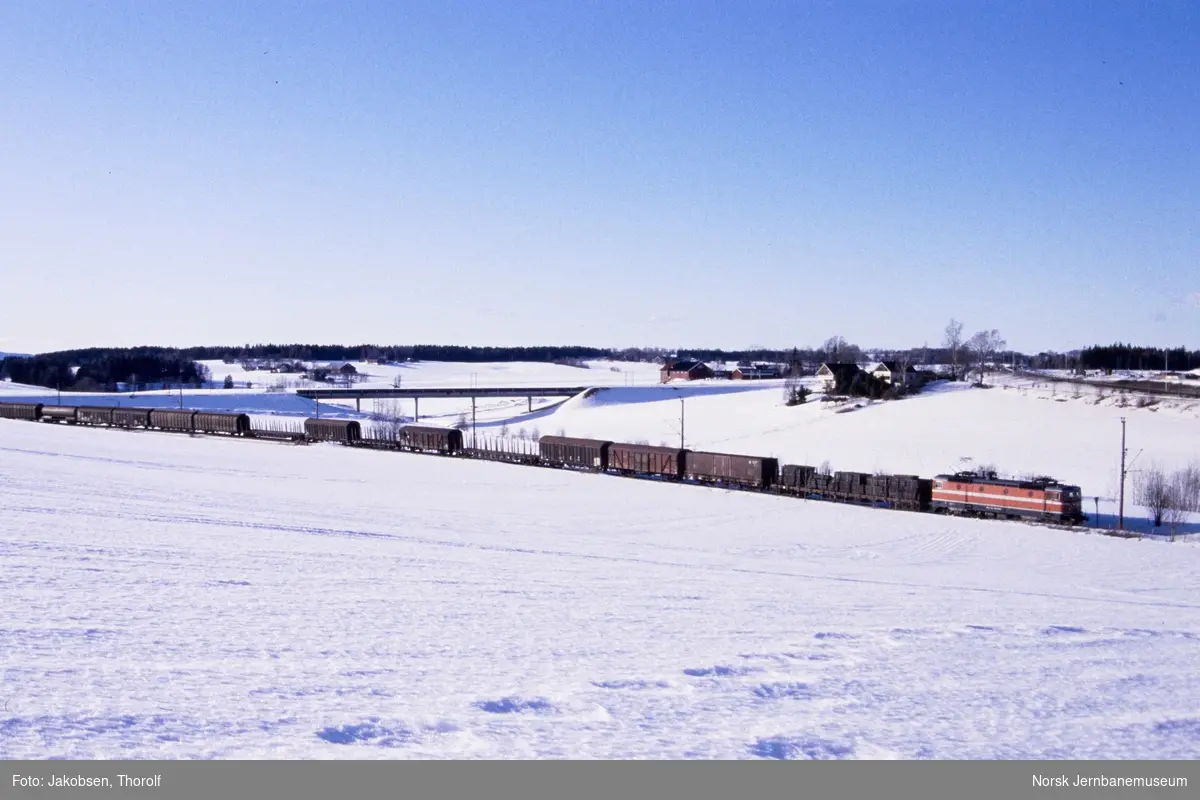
[0,401,1086,525]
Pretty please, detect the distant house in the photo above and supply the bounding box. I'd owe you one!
[732,363,784,380]
[815,362,863,392]
[867,361,917,385]
[313,361,358,377]
[711,368,733,380]
[659,360,715,383]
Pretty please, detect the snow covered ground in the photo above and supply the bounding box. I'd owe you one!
[2,419,1200,759]
[3,365,1198,531]
[196,359,664,391]
[3,361,1200,759]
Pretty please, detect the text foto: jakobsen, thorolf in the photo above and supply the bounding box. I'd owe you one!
[13,773,162,788]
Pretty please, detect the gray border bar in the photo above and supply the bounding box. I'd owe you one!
[5,761,1198,800]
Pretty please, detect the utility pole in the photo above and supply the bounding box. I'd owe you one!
[1118,416,1127,530]
[679,398,685,449]
[472,397,477,449]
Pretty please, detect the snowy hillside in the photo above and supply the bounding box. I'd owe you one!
[198,359,664,391]
[2,419,1200,759]
[2,364,1198,532]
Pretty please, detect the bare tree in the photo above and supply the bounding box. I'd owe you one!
[1182,463,1200,513]
[372,399,405,440]
[966,329,1006,385]
[821,336,862,364]
[822,336,847,362]
[942,318,964,380]
[1132,465,1171,527]
[1162,470,1197,539]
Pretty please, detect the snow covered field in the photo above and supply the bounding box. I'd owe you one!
[5,363,1196,532]
[3,362,1200,759]
[3,411,1200,759]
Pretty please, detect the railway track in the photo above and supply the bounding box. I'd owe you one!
[1,400,1091,532]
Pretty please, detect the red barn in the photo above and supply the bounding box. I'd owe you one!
[659,360,714,383]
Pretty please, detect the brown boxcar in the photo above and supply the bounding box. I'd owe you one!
[778,464,816,494]
[538,435,610,470]
[398,425,462,454]
[111,408,152,428]
[40,405,79,423]
[685,450,778,488]
[0,402,43,421]
[607,443,687,478]
[76,406,115,426]
[149,409,197,432]
[304,418,362,443]
[194,411,251,436]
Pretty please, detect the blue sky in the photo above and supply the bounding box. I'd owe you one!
[1,1,1197,354]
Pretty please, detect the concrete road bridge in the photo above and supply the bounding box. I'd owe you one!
[295,386,591,418]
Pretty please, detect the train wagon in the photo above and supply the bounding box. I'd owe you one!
[148,409,197,433]
[889,474,932,512]
[538,436,610,470]
[194,411,252,436]
[806,471,832,495]
[864,474,891,502]
[111,408,153,428]
[930,472,1084,524]
[830,471,870,501]
[76,406,115,426]
[607,443,687,479]
[40,405,79,424]
[777,464,816,495]
[0,402,43,421]
[304,418,362,443]
[397,425,462,454]
[685,451,779,489]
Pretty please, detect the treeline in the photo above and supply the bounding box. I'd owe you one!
[1080,344,1200,372]
[176,344,631,363]
[0,348,210,391]
[6,342,1194,393]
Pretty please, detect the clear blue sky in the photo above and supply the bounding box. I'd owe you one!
[2,1,1197,355]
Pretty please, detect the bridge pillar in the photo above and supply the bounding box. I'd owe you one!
[414,397,419,422]
[528,396,532,412]
[356,398,360,413]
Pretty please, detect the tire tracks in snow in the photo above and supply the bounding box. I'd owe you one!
[6,503,1200,613]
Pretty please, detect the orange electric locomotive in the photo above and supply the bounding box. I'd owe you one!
[930,471,1084,524]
